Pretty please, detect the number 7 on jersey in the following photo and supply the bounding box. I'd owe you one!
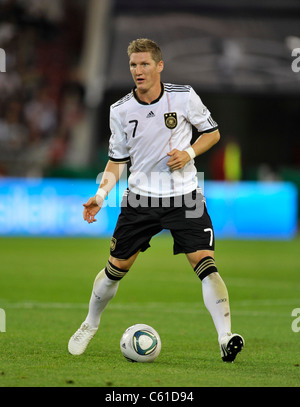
[129,120,138,138]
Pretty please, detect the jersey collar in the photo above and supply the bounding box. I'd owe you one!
[132,82,164,105]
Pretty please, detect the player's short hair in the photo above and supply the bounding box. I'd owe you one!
[127,38,163,64]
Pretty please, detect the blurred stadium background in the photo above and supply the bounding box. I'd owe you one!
[0,0,299,239]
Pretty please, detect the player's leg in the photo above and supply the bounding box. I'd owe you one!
[68,191,162,355]
[186,250,231,341]
[68,251,139,355]
[84,251,140,329]
[168,190,244,361]
[186,250,244,362]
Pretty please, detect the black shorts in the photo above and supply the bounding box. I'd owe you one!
[110,189,215,259]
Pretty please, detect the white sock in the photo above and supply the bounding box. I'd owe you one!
[202,272,232,342]
[84,269,119,329]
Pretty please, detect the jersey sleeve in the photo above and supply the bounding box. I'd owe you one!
[187,87,218,134]
[108,106,130,163]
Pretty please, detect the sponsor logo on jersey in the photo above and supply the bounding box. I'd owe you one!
[146,111,155,118]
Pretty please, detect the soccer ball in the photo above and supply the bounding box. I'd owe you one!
[120,324,161,363]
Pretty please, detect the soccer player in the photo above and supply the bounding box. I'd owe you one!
[68,38,244,362]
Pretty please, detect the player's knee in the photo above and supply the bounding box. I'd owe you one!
[108,250,139,272]
[193,256,218,281]
[105,260,129,281]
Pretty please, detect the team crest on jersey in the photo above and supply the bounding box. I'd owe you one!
[110,237,117,251]
[164,112,177,129]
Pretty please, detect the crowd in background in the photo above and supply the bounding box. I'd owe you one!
[0,0,86,176]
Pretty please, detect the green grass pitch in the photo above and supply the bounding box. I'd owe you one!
[0,235,299,387]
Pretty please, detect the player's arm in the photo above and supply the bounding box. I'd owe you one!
[189,128,220,157]
[83,160,126,224]
[167,129,220,171]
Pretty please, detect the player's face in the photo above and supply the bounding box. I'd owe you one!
[129,52,163,94]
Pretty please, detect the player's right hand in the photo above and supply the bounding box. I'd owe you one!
[83,196,102,223]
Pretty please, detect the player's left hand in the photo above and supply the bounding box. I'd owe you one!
[167,149,191,171]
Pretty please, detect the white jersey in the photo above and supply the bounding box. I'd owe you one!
[108,83,218,197]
